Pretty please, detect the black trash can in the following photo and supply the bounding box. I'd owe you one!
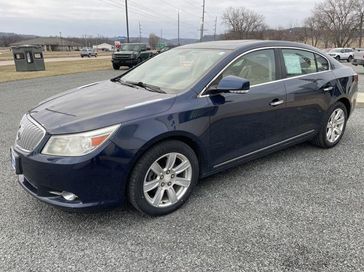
[12,45,45,72]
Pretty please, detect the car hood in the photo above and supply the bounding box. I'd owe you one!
[30,80,176,134]
[114,51,135,55]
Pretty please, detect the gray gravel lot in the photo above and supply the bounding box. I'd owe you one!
[0,70,363,271]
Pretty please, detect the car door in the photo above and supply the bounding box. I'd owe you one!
[207,49,289,168]
[280,48,334,136]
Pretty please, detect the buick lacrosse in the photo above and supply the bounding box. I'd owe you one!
[11,40,358,216]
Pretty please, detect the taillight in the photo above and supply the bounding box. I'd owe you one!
[354,74,359,83]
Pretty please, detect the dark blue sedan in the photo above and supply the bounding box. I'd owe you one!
[11,40,358,216]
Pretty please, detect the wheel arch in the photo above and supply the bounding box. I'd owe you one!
[127,131,209,183]
[337,97,351,117]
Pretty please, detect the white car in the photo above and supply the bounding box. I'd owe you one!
[80,48,97,58]
[328,48,354,62]
[352,48,364,67]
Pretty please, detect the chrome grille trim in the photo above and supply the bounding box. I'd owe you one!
[15,115,46,153]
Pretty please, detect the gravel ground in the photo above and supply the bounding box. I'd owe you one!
[0,70,363,271]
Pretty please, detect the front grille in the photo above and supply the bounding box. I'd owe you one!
[114,54,131,59]
[15,115,46,152]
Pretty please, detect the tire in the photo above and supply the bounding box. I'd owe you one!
[137,58,142,64]
[335,56,340,61]
[112,63,120,70]
[347,56,353,62]
[88,54,91,58]
[311,102,348,148]
[128,140,199,216]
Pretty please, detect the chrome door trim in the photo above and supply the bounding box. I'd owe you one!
[213,130,316,168]
[198,46,332,98]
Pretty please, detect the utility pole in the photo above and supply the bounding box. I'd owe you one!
[138,21,142,42]
[178,10,180,45]
[59,32,63,51]
[359,11,364,48]
[213,17,217,40]
[125,0,130,43]
[200,0,206,42]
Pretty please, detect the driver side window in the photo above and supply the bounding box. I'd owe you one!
[217,49,276,87]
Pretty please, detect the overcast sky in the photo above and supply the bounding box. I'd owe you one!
[0,0,318,39]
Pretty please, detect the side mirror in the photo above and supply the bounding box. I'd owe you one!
[214,75,250,94]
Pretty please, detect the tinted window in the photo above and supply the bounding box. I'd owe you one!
[14,53,24,60]
[34,53,43,59]
[316,54,329,72]
[221,49,276,86]
[282,49,316,77]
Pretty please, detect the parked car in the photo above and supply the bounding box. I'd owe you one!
[352,48,364,67]
[112,43,155,70]
[11,40,358,216]
[80,48,97,58]
[328,48,354,62]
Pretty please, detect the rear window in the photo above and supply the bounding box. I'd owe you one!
[282,49,317,77]
[282,49,329,77]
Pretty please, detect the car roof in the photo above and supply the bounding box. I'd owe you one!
[180,40,322,52]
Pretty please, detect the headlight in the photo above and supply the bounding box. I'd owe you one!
[42,124,120,156]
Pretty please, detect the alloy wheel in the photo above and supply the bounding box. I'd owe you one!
[143,152,192,208]
[326,108,345,143]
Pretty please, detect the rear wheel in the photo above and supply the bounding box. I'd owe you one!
[112,63,120,70]
[311,102,347,148]
[347,56,353,62]
[128,140,199,216]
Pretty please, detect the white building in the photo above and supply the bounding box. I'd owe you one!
[93,43,114,51]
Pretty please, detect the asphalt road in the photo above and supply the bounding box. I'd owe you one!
[0,70,363,271]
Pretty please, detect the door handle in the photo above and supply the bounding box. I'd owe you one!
[270,99,284,107]
[323,86,334,92]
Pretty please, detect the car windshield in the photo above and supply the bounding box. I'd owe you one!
[330,48,343,53]
[120,48,229,94]
[121,44,141,51]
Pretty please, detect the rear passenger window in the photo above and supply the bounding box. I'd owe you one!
[282,49,316,77]
[316,54,329,72]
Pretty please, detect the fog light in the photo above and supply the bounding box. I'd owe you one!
[61,191,78,201]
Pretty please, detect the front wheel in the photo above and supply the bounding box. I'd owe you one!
[311,102,347,148]
[112,63,120,70]
[128,140,199,216]
[347,56,353,62]
[335,56,340,61]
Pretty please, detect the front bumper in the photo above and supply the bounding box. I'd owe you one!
[352,59,364,65]
[112,58,137,66]
[11,142,131,210]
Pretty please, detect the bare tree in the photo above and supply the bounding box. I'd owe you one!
[222,7,266,39]
[304,17,322,47]
[148,33,160,50]
[312,0,361,47]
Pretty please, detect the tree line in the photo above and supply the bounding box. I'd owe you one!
[222,0,364,48]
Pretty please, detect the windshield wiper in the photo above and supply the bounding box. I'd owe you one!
[126,81,167,94]
[112,78,139,89]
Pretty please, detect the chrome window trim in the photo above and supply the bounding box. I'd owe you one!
[15,114,46,153]
[198,46,332,98]
[213,129,316,168]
